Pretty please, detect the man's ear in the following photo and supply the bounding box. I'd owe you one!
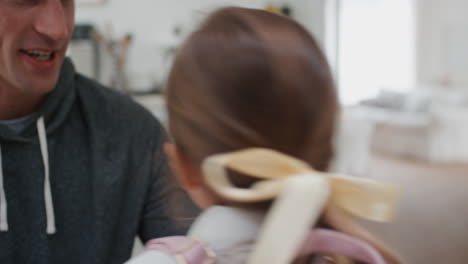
[164,143,202,190]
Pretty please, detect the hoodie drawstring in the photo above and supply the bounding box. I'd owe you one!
[0,145,8,231]
[0,116,56,234]
[37,116,56,235]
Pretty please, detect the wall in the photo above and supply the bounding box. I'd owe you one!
[74,0,326,91]
[287,0,326,46]
[416,0,468,87]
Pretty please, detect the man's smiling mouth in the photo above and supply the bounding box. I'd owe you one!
[20,49,55,61]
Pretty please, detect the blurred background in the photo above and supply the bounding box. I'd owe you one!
[71,0,468,170]
[72,1,468,263]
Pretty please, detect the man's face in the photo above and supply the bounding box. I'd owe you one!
[0,0,75,95]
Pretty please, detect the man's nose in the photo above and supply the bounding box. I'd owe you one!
[33,1,71,42]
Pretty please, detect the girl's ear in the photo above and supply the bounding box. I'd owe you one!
[164,142,218,209]
[164,142,202,190]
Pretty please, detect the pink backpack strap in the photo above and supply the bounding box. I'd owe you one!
[297,228,387,264]
[145,236,216,264]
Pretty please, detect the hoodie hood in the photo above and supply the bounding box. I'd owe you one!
[0,58,77,235]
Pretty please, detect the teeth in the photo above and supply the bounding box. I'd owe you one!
[24,50,53,61]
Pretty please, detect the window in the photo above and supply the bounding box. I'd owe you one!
[326,0,416,105]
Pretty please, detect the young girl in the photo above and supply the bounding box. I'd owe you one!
[128,6,402,264]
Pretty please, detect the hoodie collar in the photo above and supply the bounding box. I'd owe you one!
[0,57,77,142]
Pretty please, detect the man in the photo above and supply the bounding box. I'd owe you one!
[0,0,195,263]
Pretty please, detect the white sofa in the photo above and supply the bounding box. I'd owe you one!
[333,87,468,176]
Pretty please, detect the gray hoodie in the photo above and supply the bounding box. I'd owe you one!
[0,58,194,264]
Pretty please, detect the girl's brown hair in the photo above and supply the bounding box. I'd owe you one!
[166,7,338,171]
[165,7,401,264]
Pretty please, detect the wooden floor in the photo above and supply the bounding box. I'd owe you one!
[359,152,468,264]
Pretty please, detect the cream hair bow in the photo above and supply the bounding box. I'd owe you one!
[201,148,399,264]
